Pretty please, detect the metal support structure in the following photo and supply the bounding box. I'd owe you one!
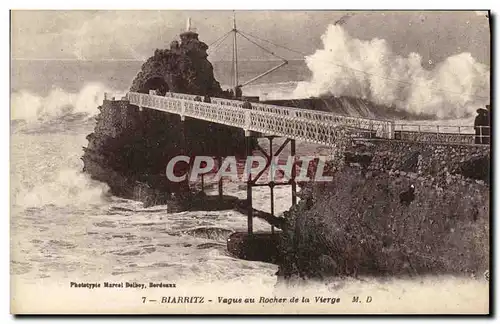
[245,135,297,235]
[268,137,275,235]
[217,156,223,201]
[245,135,253,235]
[290,139,297,206]
[178,116,189,193]
[239,61,288,88]
[232,13,239,93]
[201,173,205,193]
[179,116,186,155]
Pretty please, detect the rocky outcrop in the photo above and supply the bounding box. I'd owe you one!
[130,32,223,97]
[82,31,248,207]
[278,141,490,281]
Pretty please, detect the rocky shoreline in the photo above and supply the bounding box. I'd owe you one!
[277,140,490,280]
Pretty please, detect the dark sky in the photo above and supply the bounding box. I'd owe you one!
[11,10,490,67]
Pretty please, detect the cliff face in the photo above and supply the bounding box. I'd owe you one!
[82,32,247,208]
[278,141,490,281]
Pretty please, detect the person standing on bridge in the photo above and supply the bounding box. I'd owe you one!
[242,101,252,109]
[474,105,490,144]
[235,85,242,98]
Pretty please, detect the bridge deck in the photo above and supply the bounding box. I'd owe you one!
[122,91,488,147]
[126,92,394,148]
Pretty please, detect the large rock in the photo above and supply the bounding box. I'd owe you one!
[278,140,490,281]
[278,167,489,280]
[82,31,248,207]
[130,31,224,96]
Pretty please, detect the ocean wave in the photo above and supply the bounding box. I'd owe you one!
[13,168,110,208]
[294,25,490,119]
[180,227,234,242]
[11,82,124,124]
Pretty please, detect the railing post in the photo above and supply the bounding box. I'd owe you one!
[181,100,186,120]
[244,110,251,131]
[138,93,143,112]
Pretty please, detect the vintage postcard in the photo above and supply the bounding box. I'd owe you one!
[10,10,490,314]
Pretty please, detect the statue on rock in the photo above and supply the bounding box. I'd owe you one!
[82,19,250,209]
[130,19,223,97]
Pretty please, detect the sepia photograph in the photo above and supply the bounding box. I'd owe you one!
[10,9,491,314]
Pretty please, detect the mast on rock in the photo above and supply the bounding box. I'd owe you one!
[232,13,240,97]
[208,12,298,99]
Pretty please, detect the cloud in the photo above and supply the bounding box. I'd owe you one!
[12,11,182,60]
[11,10,490,65]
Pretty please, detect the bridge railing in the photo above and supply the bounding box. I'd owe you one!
[393,123,490,145]
[126,92,489,146]
[127,92,394,146]
[163,92,394,139]
[204,95,392,135]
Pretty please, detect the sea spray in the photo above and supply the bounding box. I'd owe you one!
[11,82,124,123]
[13,168,110,208]
[14,169,108,208]
[294,24,490,119]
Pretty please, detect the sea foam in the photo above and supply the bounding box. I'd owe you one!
[293,25,490,119]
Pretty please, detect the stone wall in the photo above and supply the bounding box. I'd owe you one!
[349,139,490,185]
[394,130,476,144]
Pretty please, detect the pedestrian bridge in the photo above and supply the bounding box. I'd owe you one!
[120,91,486,146]
[126,91,395,147]
[109,91,487,235]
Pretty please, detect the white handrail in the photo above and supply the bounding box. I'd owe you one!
[128,92,393,146]
[126,92,489,145]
